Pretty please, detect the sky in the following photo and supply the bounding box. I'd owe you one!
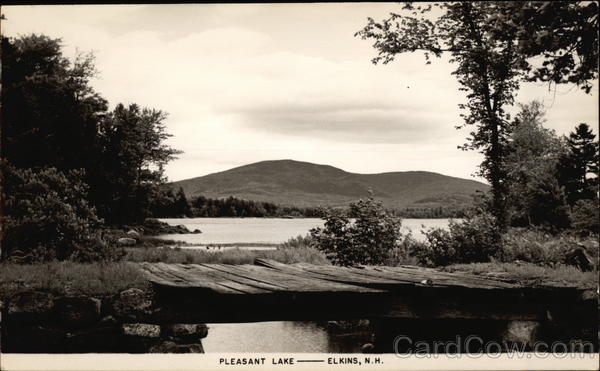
[2,4,598,182]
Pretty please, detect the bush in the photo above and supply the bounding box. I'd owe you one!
[414,212,501,267]
[500,228,598,267]
[1,164,121,262]
[309,195,404,266]
[280,234,313,249]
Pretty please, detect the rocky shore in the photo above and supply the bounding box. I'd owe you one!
[0,288,207,353]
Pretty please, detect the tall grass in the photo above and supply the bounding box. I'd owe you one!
[443,261,598,288]
[0,261,149,300]
[124,245,329,266]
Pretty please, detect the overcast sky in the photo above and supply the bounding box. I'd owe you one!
[3,4,598,182]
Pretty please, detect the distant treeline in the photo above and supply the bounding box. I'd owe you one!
[150,188,467,219]
[391,207,467,219]
[150,188,322,218]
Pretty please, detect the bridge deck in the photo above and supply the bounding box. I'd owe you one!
[139,260,594,323]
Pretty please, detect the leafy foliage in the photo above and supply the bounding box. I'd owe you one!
[413,211,501,267]
[1,34,108,172]
[150,192,322,218]
[94,103,181,224]
[1,34,181,227]
[504,101,570,231]
[356,2,598,228]
[0,164,122,262]
[492,1,598,93]
[309,195,403,266]
[499,228,598,267]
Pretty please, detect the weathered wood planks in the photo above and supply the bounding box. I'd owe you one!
[138,260,595,323]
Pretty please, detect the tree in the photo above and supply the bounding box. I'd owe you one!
[558,123,599,205]
[174,187,192,217]
[309,194,403,266]
[492,1,598,93]
[356,1,598,228]
[1,34,181,226]
[503,101,570,230]
[0,163,114,262]
[95,104,181,224]
[1,34,108,173]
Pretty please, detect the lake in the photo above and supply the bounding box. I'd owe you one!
[157,217,452,248]
[156,217,453,352]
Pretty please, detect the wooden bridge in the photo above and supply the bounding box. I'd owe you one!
[139,260,596,326]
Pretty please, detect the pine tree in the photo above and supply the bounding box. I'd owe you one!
[558,123,599,205]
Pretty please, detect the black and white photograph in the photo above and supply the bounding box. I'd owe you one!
[0,2,598,370]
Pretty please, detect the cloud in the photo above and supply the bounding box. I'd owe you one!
[3,4,597,183]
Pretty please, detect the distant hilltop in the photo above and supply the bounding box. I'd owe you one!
[168,159,489,209]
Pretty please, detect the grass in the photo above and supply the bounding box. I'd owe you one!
[2,231,595,301]
[124,245,329,265]
[0,261,150,301]
[443,262,598,288]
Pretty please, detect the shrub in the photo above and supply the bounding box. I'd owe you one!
[414,212,501,267]
[1,164,120,262]
[280,234,313,249]
[309,195,404,266]
[500,228,599,267]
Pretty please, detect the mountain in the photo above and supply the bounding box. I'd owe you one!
[169,159,489,209]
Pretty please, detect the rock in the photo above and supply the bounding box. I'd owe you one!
[149,341,204,353]
[565,245,595,271]
[55,296,102,328]
[192,229,202,234]
[149,340,178,353]
[117,237,137,246]
[122,323,161,338]
[142,218,195,235]
[3,325,66,353]
[503,320,540,346]
[8,291,55,321]
[173,343,204,353]
[163,324,208,341]
[127,230,141,239]
[361,343,375,353]
[65,325,123,353]
[100,315,117,325]
[110,288,154,320]
[175,225,189,234]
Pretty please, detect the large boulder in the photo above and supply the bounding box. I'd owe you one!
[117,237,137,247]
[127,230,141,239]
[122,323,161,338]
[149,340,204,353]
[565,245,595,271]
[55,296,102,328]
[163,324,208,342]
[8,291,55,322]
[109,288,154,320]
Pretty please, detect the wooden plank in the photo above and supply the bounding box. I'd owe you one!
[291,262,442,288]
[140,262,198,288]
[179,264,283,293]
[155,263,246,294]
[371,266,517,289]
[256,259,412,290]
[208,263,383,293]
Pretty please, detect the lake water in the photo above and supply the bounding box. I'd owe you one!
[156,217,453,352]
[157,217,451,248]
